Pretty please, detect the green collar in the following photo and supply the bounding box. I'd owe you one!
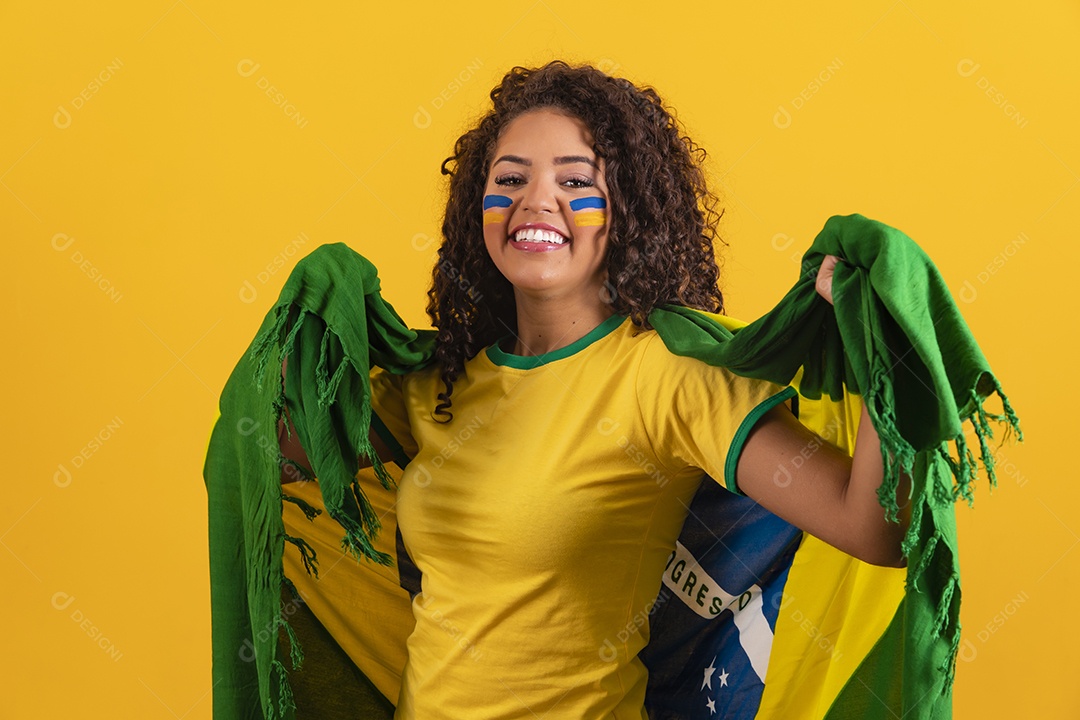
[485,313,627,369]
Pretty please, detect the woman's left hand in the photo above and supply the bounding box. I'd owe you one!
[815,254,840,305]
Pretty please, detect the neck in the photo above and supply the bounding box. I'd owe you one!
[510,292,615,357]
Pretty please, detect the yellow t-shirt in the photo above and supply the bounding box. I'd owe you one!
[371,313,793,720]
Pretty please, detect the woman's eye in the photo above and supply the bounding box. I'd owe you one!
[492,174,594,188]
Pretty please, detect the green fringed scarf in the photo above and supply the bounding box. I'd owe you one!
[203,213,1020,719]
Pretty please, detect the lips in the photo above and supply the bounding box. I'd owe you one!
[507,222,570,251]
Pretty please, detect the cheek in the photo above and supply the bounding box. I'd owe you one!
[568,196,608,230]
[482,209,508,230]
[482,211,508,247]
[481,193,512,241]
[570,199,609,257]
[481,215,510,268]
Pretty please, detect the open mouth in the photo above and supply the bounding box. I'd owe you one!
[510,227,568,245]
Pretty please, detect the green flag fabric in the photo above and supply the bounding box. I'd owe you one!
[203,213,1020,719]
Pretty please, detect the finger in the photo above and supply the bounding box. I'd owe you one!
[816,255,838,304]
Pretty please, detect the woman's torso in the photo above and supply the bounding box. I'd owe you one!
[377,314,786,719]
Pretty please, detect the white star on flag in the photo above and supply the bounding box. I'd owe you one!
[702,656,717,690]
[719,668,730,688]
[706,697,716,715]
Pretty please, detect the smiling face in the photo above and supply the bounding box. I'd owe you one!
[482,108,611,310]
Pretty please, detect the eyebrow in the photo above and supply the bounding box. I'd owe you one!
[492,154,599,169]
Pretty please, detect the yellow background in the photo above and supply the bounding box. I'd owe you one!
[4,1,1076,717]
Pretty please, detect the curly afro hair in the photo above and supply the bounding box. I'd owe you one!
[428,60,726,421]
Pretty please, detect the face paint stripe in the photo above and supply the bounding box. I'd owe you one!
[574,211,606,227]
[483,212,506,225]
[569,197,607,211]
[483,194,513,210]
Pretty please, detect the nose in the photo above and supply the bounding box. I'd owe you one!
[520,173,559,215]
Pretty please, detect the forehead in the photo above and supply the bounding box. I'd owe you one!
[494,109,596,155]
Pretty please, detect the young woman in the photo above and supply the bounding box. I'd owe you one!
[280,60,910,719]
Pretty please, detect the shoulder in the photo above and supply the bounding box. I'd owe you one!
[636,325,751,392]
[369,362,443,408]
[635,321,794,423]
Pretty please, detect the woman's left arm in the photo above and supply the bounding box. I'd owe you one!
[733,255,911,568]
[735,401,910,567]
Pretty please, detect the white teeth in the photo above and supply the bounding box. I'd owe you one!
[512,228,566,245]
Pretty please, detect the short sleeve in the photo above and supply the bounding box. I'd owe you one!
[636,334,796,496]
[370,366,418,466]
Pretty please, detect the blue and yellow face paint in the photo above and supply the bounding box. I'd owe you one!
[483,194,512,225]
[569,197,607,227]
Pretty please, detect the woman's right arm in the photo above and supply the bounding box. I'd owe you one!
[278,357,396,483]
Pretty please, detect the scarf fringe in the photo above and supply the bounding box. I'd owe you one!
[266,657,297,720]
[247,302,399,716]
[865,371,915,524]
[927,384,1023,697]
[278,609,304,669]
[907,530,940,595]
[282,493,322,522]
[950,432,979,506]
[250,306,308,393]
[335,513,392,566]
[935,574,962,694]
[282,575,300,601]
[252,303,395,568]
[283,532,320,578]
[264,583,309,720]
[280,457,315,483]
[947,382,1023,506]
[867,364,1021,701]
[868,370,1023,521]
[904,521,963,696]
[900,490,924,559]
[314,327,352,409]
